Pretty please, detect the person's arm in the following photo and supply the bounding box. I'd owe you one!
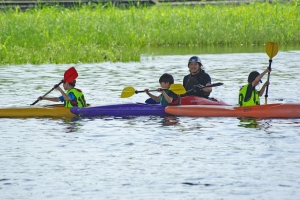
[38,96,60,102]
[161,90,173,103]
[201,73,212,93]
[56,86,71,101]
[258,81,270,96]
[145,89,161,102]
[252,67,270,87]
[202,83,212,93]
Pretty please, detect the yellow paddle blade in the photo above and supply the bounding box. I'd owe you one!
[169,84,186,95]
[121,86,135,98]
[266,42,278,59]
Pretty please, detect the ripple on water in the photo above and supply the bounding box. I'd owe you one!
[1,52,300,199]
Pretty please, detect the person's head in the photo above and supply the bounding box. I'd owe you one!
[188,56,203,74]
[159,73,174,88]
[248,71,262,84]
[63,79,76,90]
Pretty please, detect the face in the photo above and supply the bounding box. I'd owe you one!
[63,82,69,90]
[188,62,201,73]
[160,82,170,88]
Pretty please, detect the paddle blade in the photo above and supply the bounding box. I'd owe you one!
[64,67,78,82]
[121,86,136,98]
[266,42,278,59]
[169,84,186,95]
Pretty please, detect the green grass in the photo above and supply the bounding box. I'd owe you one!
[0,2,299,64]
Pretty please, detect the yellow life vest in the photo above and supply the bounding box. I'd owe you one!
[64,88,87,108]
[238,84,260,107]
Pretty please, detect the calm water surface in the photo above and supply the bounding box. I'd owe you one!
[1,50,300,199]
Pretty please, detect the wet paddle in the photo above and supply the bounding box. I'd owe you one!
[30,67,78,105]
[265,42,278,104]
[121,84,186,98]
[145,82,224,104]
[185,82,224,93]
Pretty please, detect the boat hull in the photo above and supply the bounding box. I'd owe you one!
[173,96,229,105]
[71,103,166,117]
[147,96,229,106]
[165,103,300,119]
[0,104,75,118]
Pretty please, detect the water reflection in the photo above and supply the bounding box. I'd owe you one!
[238,117,260,128]
[160,116,179,126]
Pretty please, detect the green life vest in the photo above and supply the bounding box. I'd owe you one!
[64,88,87,108]
[238,84,260,107]
[160,90,172,106]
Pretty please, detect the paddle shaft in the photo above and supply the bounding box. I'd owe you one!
[30,81,63,105]
[186,82,223,93]
[264,59,272,100]
[198,82,223,89]
[135,89,168,94]
[264,42,278,104]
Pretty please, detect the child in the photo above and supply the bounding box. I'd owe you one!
[144,73,178,106]
[38,80,87,108]
[238,67,270,107]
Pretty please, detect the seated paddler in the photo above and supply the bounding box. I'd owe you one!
[38,79,87,108]
[182,56,212,98]
[238,67,270,107]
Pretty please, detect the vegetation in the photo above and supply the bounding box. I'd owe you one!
[0,1,299,64]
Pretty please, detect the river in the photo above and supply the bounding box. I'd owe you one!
[1,47,300,199]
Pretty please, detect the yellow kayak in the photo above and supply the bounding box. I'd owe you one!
[0,104,76,118]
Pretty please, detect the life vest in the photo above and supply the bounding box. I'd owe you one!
[238,84,260,107]
[183,72,210,98]
[64,88,87,108]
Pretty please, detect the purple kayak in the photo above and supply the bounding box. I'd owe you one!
[70,103,167,117]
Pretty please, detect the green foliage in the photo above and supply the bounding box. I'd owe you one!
[0,3,299,64]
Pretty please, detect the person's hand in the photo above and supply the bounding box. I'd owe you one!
[144,89,149,94]
[193,84,204,89]
[157,88,164,93]
[38,96,43,100]
[264,81,270,86]
[53,84,59,89]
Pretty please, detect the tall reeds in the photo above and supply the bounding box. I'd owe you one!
[0,2,299,64]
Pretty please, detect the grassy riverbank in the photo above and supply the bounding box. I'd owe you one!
[0,2,299,64]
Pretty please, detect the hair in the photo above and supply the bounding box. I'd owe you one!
[68,80,76,87]
[248,71,261,83]
[159,73,174,84]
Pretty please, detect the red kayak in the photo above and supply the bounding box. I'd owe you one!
[146,96,230,106]
[171,96,230,106]
[165,103,300,119]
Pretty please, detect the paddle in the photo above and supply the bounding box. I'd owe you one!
[121,84,186,98]
[30,67,78,105]
[265,42,278,104]
[185,82,224,93]
[145,82,224,104]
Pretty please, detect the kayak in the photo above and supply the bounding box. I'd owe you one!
[0,96,229,118]
[0,104,76,118]
[172,96,230,105]
[71,103,166,117]
[71,96,229,117]
[165,103,300,119]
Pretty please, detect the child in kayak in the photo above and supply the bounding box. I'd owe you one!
[238,67,270,107]
[38,80,87,108]
[144,73,178,106]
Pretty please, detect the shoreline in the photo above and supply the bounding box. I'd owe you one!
[0,0,281,9]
